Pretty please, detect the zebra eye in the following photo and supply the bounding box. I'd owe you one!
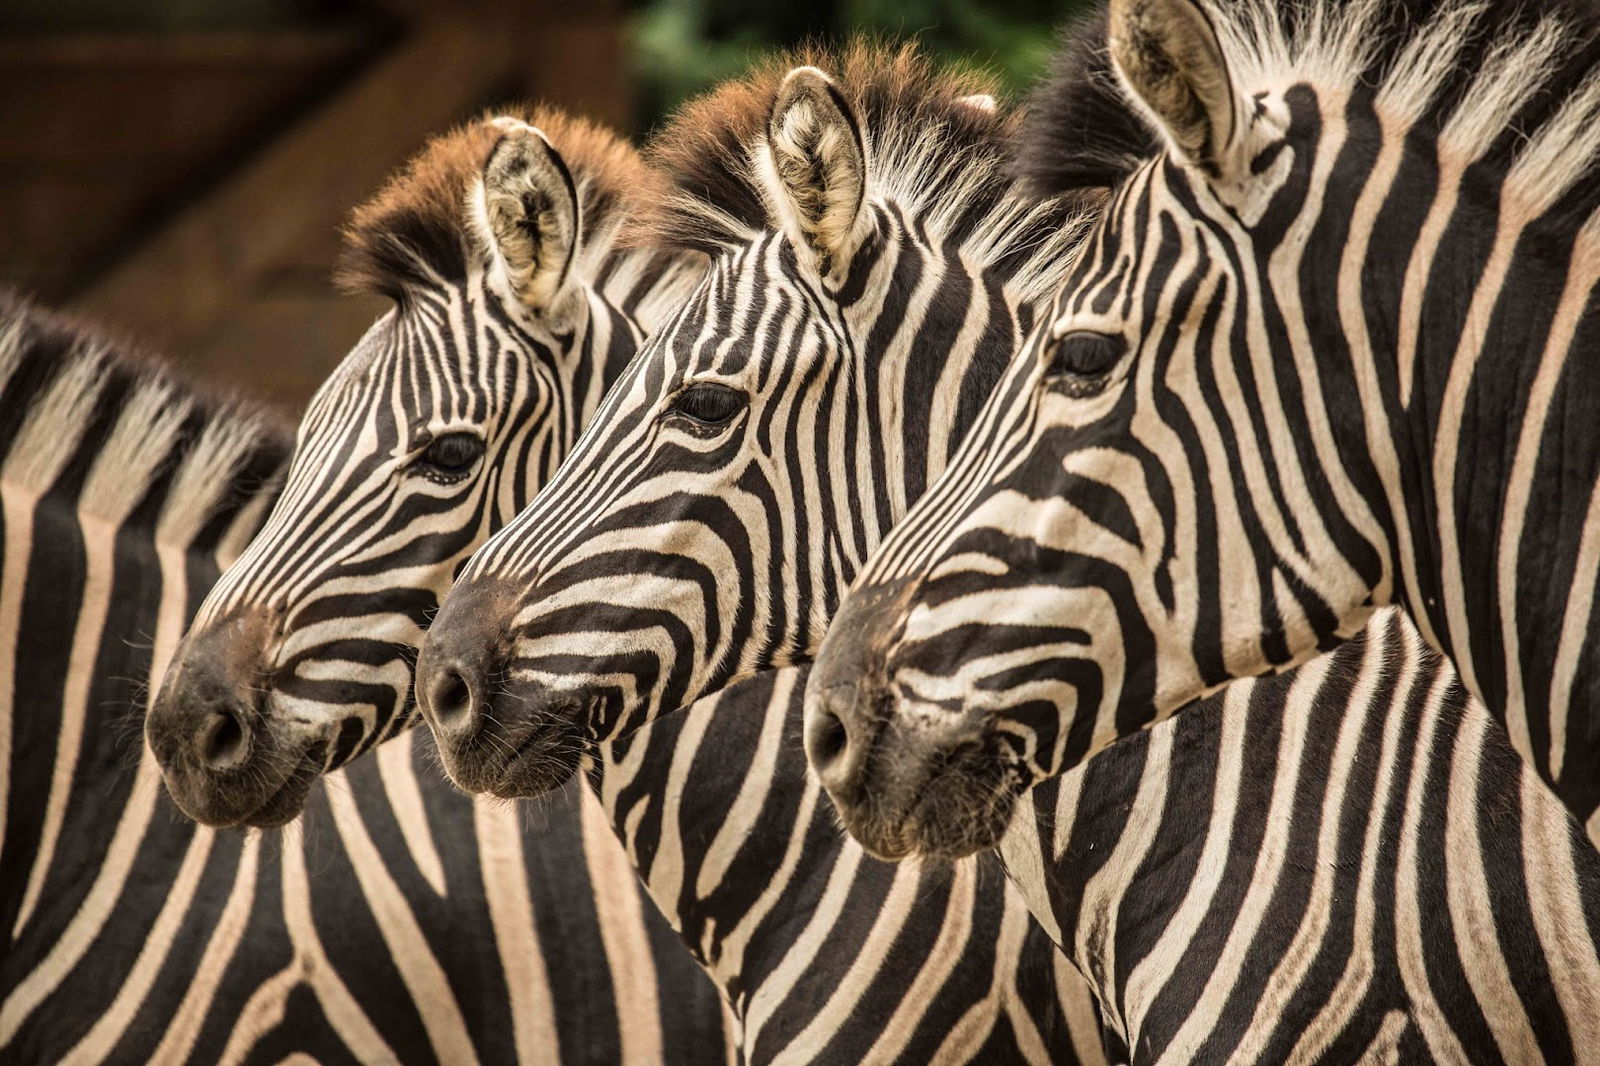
[1046,330,1126,381]
[666,382,746,428]
[417,432,484,477]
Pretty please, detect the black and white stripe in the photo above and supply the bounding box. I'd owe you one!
[124,83,1109,1064]
[1001,610,1600,1060]
[0,293,732,1064]
[416,48,1083,795]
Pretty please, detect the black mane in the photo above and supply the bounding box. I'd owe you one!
[1018,0,1600,233]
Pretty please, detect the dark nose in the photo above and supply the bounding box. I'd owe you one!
[190,687,253,771]
[149,614,273,771]
[803,575,918,798]
[147,607,280,824]
[415,574,512,750]
[418,651,490,746]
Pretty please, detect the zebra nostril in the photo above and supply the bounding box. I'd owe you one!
[427,664,482,739]
[810,707,850,767]
[805,693,869,799]
[198,709,249,771]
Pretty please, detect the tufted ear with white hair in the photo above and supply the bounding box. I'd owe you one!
[761,66,869,279]
[1108,0,1243,174]
[474,118,581,314]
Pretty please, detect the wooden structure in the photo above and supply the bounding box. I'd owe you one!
[1,1,630,410]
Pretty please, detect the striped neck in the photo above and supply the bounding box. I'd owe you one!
[1286,82,1600,812]
[587,667,1091,1060]
[998,610,1600,1055]
[0,297,287,927]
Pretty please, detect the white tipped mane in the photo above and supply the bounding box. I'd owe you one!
[4,346,107,498]
[0,299,289,549]
[646,47,1091,310]
[1193,0,1600,231]
[81,379,188,526]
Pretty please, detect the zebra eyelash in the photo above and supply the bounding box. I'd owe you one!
[405,430,487,483]
[662,381,748,433]
[1041,329,1126,398]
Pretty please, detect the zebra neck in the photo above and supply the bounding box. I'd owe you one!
[587,667,1079,1050]
[0,299,288,931]
[1302,113,1600,808]
[586,668,824,1010]
[1378,228,1600,808]
[997,711,1202,1032]
[1,456,282,939]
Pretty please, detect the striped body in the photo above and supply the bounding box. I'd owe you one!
[806,0,1600,857]
[1006,610,1600,1062]
[0,295,730,1063]
[593,668,1106,1064]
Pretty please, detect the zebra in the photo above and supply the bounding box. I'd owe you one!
[159,48,1115,1064]
[406,33,1600,1060]
[412,45,1082,788]
[146,105,702,828]
[803,0,1600,860]
[0,292,732,1062]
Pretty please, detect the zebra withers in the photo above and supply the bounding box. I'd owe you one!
[146,106,702,828]
[806,0,1600,858]
[0,293,732,1063]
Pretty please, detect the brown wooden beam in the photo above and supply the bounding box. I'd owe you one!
[74,18,517,353]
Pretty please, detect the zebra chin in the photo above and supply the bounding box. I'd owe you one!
[160,737,330,829]
[432,723,584,800]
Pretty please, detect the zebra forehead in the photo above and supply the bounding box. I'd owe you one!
[335,104,665,302]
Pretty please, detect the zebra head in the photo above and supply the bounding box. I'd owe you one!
[147,110,694,827]
[415,46,1082,799]
[805,0,1528,858]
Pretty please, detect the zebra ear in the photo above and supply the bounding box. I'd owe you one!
[1108,0,1242,173]
[762,66,869,279]
[475,118,581,313]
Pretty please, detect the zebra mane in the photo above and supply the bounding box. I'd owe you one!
[638,40,1091,305]
[337,105,669,303]
[1020,0,1600,238]
[0,290,290,555]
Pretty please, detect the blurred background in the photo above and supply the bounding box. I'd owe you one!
[2,0,1079,409]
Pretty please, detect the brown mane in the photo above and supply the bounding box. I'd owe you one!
[336,105,662,301]
[636,40,1019,257]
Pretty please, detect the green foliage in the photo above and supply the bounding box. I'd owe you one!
[628,0,1096,132]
